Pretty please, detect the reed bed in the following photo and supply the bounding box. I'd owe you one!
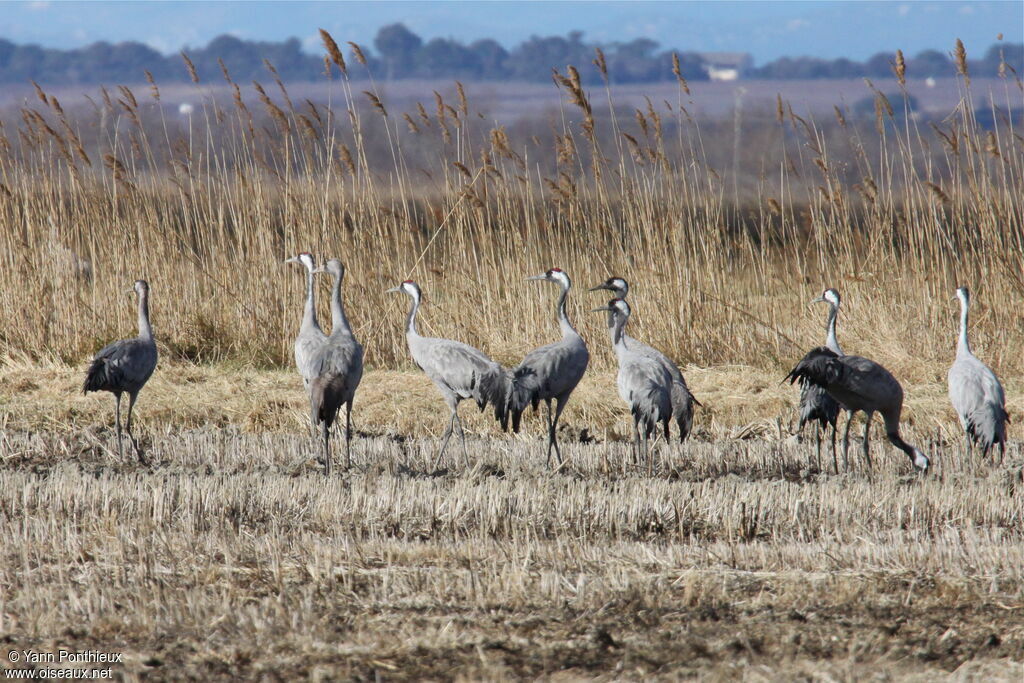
[0,36,1020,385]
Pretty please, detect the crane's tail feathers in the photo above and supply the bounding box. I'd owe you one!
[671,383,695,442]
[82,357,114,394]
[505,366,541,434]
[785,346,842,389]
[474,366,514,432]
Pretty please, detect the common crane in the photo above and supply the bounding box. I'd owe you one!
[589,277,699,441]
[388,280,510,468]
[948,287,1007,461]
[785,347,930,472]
[508,268,590,466]
[82,279,158,462]
[308,259,364,474]
[592,298,672,474]
[796,288,844,472]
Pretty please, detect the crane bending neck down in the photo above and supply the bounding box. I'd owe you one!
[956,287,971,357]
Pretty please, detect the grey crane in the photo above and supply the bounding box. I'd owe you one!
[307,259,364,475]
[796,288,844,472]
[82,279,158,461]
[785,347,930,472]
[388,280,511,468]
[285,252,327,395]
[589,277,700,441]
[592,298,672,474]
[508,268,590,466]
[948,286,1008,461]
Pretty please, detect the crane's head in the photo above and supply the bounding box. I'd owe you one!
[955,286,970,306]
[314,258,344,279]
[912,448,930,472]
[285,252,316,272]
[127,279,149,297]
[386,280,420,299]
[811,288,841,308]
[588,277,628,298]
[590,297,630,318]
[527,267,571,289]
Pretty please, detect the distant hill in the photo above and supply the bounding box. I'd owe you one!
[0,26,1018,86]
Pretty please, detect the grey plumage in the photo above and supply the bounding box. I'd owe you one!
[508,268,590,466]
[286,252,327,394]
[589,277,699,441]
[82,279,158,461]
[797,288,844,471]
[389,280,511,468]
[948,287,1007,461]
[785,347,930,472]
[308,259,364,475]
[592,298,672,473]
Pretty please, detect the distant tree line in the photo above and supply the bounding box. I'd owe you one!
[0,24,1019,85]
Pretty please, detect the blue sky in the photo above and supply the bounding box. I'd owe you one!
[4,1,1021,64]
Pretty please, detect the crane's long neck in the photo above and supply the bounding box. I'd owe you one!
[556,281,576,337]
[303,266,320,333]
[330,272,353,337]
[610,310,628,353]
[137,289,153,341]
[405,292,421,337]
[824,304,843,355]
[957,296,971,357]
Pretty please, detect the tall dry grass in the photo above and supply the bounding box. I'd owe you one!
[0,34,1021,391]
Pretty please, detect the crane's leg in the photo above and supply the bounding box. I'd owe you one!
[841,411,855,470]
[548,397,568,466]
[113,393,123,460]
[998,440,1005,465]
[344,402,353,470]
[454,409,469,468]
[125,392,144,463]
[543,399,555,466]
[830,422,839,475]
[861,412,873,470]
[322,420,331,478]
[434,406,458,470]
[814,422,822,472]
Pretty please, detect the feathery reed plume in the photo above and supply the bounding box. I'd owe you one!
[593,47,608,80]
[766,197,782,215]
[348,42,368,66]
[893,49,906,87]
[672,53,690,95]
[452,161,472,179]
[363,91,388,117]
[402,113,420,133]
[455,82,468,116]
[926,181,950,204]
[319,29,347,75]
[416,102,431,126]
[144,70,160,101]
[953,39,969,83]
[181,51,199,83]
[338,144,356,176]
[31,81,47,104]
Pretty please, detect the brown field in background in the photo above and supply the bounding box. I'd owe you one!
[1,35,1023,678]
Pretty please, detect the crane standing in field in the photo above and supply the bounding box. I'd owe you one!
[307,259,364,474]
[82,279,158,462]
[948,286,1008,462]
[388,280,511,468]
[285,252,327,397]
[592,298,672,474]
[589,277,699,441]
[508,268,590,466]
[785,347,930,472]
[796,288,844,472]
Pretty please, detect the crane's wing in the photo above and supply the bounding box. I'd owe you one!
[83,337,157,393]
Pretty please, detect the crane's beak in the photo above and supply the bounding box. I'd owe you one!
[588,284,612,292]
[810,295,825,305]
[526,274,547,282]
[385,286,401,294]
[590,305,612,313]
[284,256,298,264]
